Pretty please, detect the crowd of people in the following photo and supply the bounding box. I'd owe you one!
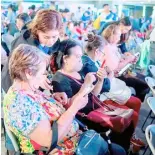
[1,2,155,155]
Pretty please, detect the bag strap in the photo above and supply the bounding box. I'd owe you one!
[61,72,114,111]
[46,121,58,155]
[92,95,114,111]
[74,118,88,131]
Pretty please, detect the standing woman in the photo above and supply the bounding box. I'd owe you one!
[7,4,17,24]
[11,9,62,55]
[14,13,31,38]
[4,9,63,93]
[6,4,18,36]
[98,17,132,54]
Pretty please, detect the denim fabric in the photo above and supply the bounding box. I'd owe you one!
[75,130,126,155]
[75,130,108,155]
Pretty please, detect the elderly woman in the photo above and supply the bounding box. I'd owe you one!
[3,44,126,155]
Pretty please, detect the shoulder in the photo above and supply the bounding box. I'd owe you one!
[81,55,98,76]
[11,29,31,51]
[3,89,48,135]
[82,55,92,64]
[52,72,71,83]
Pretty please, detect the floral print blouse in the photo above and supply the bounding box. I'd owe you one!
[3,87,81,154]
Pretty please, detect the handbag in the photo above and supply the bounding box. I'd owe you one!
[61,73,134,133]
[74,119,113,155]
[86,95,133,133]
[100,78,131,105]
[75,130,110,155]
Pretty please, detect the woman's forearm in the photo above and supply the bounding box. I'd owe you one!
[92,80,104,96]
[57,105,78,141]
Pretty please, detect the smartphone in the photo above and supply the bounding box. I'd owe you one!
[118,63,132,76]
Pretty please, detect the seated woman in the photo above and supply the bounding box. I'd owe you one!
[102,23,149,102]
[80,33,111,93]
[81,33,145,149]
[3,44,126,155]
[98,17,132,54]
[51,39,144,152]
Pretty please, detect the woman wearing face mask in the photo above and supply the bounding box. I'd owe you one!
[102,23,149,103]
[4,9,62,93]
[98,17,132,54]
[4,43,126,155]
[80,33,111,93]
[11,9,62,55]
[14,13,31,38]
[50,39,140,153]
[80,33,145,152]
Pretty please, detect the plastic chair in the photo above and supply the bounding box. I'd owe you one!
[4,120,48,155]
[141,97,155,133]
[2,89,48,155]
[143,124,155,155]
[4,121,21,155]
[149,65,155,78]
[145,77,155,96]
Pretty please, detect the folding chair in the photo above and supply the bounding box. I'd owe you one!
[4,121,21,155]
[149,65,155,78]
[143,124,155,155]
[145,77,155,96]
[2,89,48,155]
[141,97,155,133]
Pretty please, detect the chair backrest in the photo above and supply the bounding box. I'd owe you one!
[145,124,155,155]
[149,65,155,78]
[147,97,155,115]
[145,77,155,96]
[4,120,20,152]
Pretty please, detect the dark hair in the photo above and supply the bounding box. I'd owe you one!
[50,39,80,72]
[31,5,36,10]
[17,13,31,24]
[29,5,35,10]
[103,4,109,8]
[119,17,132,43]
[8,4,16,12]
[78,21,84,26]
[86,33,105,52]
[67,21,74,27]
[119,17,131,27]
[63,8,70,13]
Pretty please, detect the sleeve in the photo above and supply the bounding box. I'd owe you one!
[8,93,48,137]
[81,63,98,77]
[101,78,110,93]
[52,79,73,98]
[104,45,118,71]
[7,12,11,23]
[118,42,128,54]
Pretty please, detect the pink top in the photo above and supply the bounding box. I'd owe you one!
[103,44,122,71]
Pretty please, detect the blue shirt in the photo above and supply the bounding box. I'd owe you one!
[38,44,49,54]
[80,55,111,93]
